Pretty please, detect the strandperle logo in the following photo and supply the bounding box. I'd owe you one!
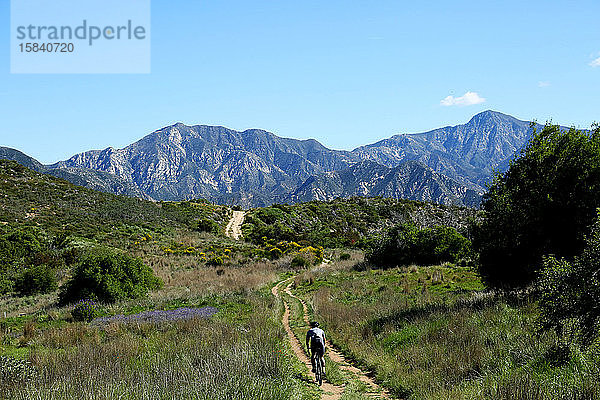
[11,0,151,74]
[15,20,147,46]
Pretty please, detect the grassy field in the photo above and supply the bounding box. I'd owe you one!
[293,251,600,399]
[0,277,324,400]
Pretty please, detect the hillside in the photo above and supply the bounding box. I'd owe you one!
[287,160,481,207]
[352,110,536,191]
[0,147,150,199]
[242,197,477,248]
[0,159,229,243]
[0,147,45,172]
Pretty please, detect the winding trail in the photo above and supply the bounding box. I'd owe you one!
[272,280,344,400]
[272,277,393,400]
[225,210,245,240]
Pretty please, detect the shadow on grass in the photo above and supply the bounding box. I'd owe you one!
[366,289,534,335]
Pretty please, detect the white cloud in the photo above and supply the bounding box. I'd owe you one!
[590,57,600,67]
[538,81,550,88]
[440,91,486,107]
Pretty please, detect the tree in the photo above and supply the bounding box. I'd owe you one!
[14,264,57,296]
[366,223,472,267]
[473,123,600,287]
[60,247,162,304]
[537,211,600,345]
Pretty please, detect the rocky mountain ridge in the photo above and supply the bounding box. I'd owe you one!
[287,160,481,207]
[1,111,548,207]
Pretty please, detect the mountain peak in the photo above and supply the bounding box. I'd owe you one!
[467,110,521,125]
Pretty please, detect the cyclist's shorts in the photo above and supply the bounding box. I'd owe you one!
[311,340,325,356]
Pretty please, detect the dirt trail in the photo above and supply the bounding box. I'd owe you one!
[272,281,344,400]
[273,278,393,400]
[225,210,244,240]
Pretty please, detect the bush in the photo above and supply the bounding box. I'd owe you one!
[193,219,220,234]
[366,223,472,268]
[291,255,309,268]
[474,124,600,287]
[0,226,45,265]
[537,211,600,345]
[14,264,57,296]
[339,253,351,261]
[268,247,283,260]
[71,299,99,322]
[60,247,163,304]
[207,256,224,266]
[0,277,13,295]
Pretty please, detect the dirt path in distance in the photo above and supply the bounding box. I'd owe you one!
[225,210,245,240]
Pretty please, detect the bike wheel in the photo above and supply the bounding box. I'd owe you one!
[315,358,323,386]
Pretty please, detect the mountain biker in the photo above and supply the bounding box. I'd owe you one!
[306,321,326,375]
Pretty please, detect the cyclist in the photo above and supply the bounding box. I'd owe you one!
[306,321,326,375]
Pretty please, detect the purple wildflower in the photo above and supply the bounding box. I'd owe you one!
[91,306,219,326]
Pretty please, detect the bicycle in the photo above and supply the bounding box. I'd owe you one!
[312,352,325,386]
[314,352,324,386]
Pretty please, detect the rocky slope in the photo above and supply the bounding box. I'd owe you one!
[287,160,481,207]
[352,110,536,191]
[0,147,148,199]
[1,111,550,207]
[50,124,357,204]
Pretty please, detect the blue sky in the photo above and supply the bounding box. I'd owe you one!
[1,0,599,163]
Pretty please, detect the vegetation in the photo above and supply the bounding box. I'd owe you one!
[0,161,321,399]
[474,123,600,287]
[59,247,163,304]
[0,294,316,400]
[243,198,475,248]
[5,145,600,400]
[70,299,99,322]
[294,256,600,399]
[0,160,230,247]
[537,211,600,345]
[366,223,472,268]
[0,224,76,295]
[14,265,57,296]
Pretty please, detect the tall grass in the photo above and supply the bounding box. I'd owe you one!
[1,295,311,400]
[295,258,600,399]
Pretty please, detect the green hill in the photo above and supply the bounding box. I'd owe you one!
[0,159,230,244]
[243,197,477,248]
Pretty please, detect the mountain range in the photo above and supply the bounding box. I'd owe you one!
[1,110,542,208]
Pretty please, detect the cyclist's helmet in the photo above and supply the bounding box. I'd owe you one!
[310,321,319,328]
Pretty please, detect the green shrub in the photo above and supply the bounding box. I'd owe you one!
[339,253,351,261]
[268,247,283,260]
[192,219,220,234]
[537,211,600,345]
[71,299,99,322]
[0,226,45,264]
[60,247,163,304]
[366,223,472,267]
[0,277,13,295]
[291,255,309,268]
[474,123,600,287]
[14,264,57,296]
[207,256,224,266]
